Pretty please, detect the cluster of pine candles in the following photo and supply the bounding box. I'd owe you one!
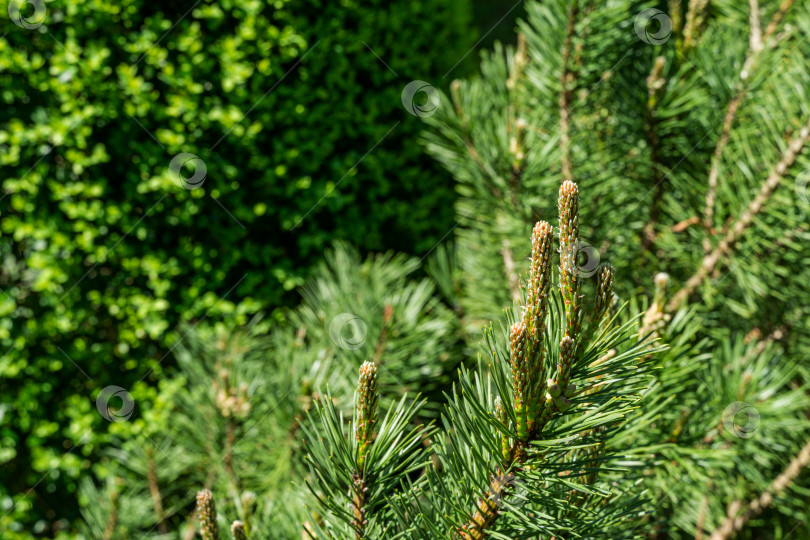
[191,180,659,538]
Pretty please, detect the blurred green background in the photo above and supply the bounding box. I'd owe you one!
[0,0,517,535]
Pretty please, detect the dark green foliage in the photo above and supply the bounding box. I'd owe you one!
[0,0,474,534]
[423,0,810,537]
[77,243,460,538]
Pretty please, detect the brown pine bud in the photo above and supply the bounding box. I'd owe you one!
[594,263,616,325]
[554,395,572,412]
[558,181,580,281]
[564,383,577,398]
[231,520,247,540]
[196,489,220,540]
[558,336,576,388]
[510,321,530,441]
[525,221,554,337]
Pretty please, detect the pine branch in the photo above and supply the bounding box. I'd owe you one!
[146,447,168,534]
[559,1,579,180]
[498,214,522,303]
[302,361,427,539]
[703,0,795,233]
[353,362,378,538]
[669,116,810,310]
[101,480,121,540]
[683,0,710,50]
[455,181,631,539]
[708,438,810,540]
[641,56,668,252]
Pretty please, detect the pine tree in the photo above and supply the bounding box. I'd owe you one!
[421,0,810,536]
[77,2,810,538]
[79,245,461,538]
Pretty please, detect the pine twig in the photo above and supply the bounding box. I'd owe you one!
[458,183,613,539]
[352,362,379,539]
[146,447,168,534]
[695,495,709,540]
[101,479,121,540]
[498,214,522,303]
[708,438,810,540]
[703,0,795,233]
[458,219,556,539]
[683,0,710,50]
[559,1,579,180]
[669,116,810,310]
[641,56,668,252]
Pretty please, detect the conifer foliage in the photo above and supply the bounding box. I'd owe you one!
[76,1,810,538]
[301,180,663,539]
[421,0,810,537]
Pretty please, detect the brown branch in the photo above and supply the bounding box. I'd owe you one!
[372,304,393,366]
[498,212,521,303]
[671,215,702,232]
[457,470,516,540]
[683,0,710,50]
[101,479,122,540]
[708,438,810,540]
[559,1,579,180]
[749,0,763,53]
[764,0,796,39]
[641,56,668,252]
[225,418,237,487]
[507,36,528,210]
[146,448,168,534]
[501,237,521,304]
[668,116,810,311]
[182,509,199,540]
[352,474,368,539]
[703,95,743,234]
[703,0,795,232]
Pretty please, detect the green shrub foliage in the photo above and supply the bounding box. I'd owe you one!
[0,0,474,534]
